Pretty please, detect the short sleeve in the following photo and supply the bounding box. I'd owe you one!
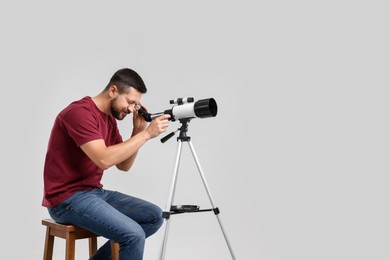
[60,106,103,147]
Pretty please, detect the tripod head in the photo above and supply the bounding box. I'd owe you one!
[160,119,191,143]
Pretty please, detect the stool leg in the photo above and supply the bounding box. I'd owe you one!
[88,237,98,257]
[110,241,120,260]
[65,233,76,260]
[43,227,54,260]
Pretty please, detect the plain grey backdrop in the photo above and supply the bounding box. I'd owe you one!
[1,1,389,259]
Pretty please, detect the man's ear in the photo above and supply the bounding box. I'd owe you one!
[108,85,119,98]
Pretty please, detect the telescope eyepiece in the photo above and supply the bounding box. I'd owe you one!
[137,106,152,122]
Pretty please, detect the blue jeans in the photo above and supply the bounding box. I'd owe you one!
[48,188,163,260]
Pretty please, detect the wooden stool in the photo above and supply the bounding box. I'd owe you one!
[42,218,119,260]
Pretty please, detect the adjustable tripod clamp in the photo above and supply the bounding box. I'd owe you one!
[160,119,191,143]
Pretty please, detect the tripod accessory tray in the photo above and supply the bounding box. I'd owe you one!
[162,205,220,219]
[171,205,200,213]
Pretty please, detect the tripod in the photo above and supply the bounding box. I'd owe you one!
[158,119,236,260]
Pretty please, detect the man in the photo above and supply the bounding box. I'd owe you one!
[42,68,170,260]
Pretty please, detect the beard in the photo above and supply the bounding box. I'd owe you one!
[110,98,129,120]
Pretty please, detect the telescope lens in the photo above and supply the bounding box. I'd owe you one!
[194,98,218,118]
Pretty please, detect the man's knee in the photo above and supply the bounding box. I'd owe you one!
[125,226,146,245]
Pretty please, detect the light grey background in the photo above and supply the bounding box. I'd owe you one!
[1,1,389,259]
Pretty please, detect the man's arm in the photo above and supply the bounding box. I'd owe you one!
[80,114,170,171]
[115,129,144,171]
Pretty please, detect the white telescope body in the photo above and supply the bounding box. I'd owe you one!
[172,103,197,119]
[171,98,217,120]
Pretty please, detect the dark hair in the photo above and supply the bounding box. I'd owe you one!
[104,68,147,94]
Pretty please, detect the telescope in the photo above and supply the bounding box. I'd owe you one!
[149,97,236,260]
[138,97,218,122]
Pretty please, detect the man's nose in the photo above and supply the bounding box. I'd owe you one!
[128,104,136,113]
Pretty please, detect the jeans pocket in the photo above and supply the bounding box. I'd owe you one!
[49,189,96,223]
[48,203,69,224]
[48,191,84,223]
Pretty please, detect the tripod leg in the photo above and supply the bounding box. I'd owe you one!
[158,140,183,260]
[187,141,237,260]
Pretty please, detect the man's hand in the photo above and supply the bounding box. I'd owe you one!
[144,114,171,139]
[132,103,148,135]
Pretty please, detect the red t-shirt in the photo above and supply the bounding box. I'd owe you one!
[42,96,123,208]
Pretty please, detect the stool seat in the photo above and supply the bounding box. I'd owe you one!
[42,218,119,260]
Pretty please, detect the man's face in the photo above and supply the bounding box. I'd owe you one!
[110,87,142,120]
